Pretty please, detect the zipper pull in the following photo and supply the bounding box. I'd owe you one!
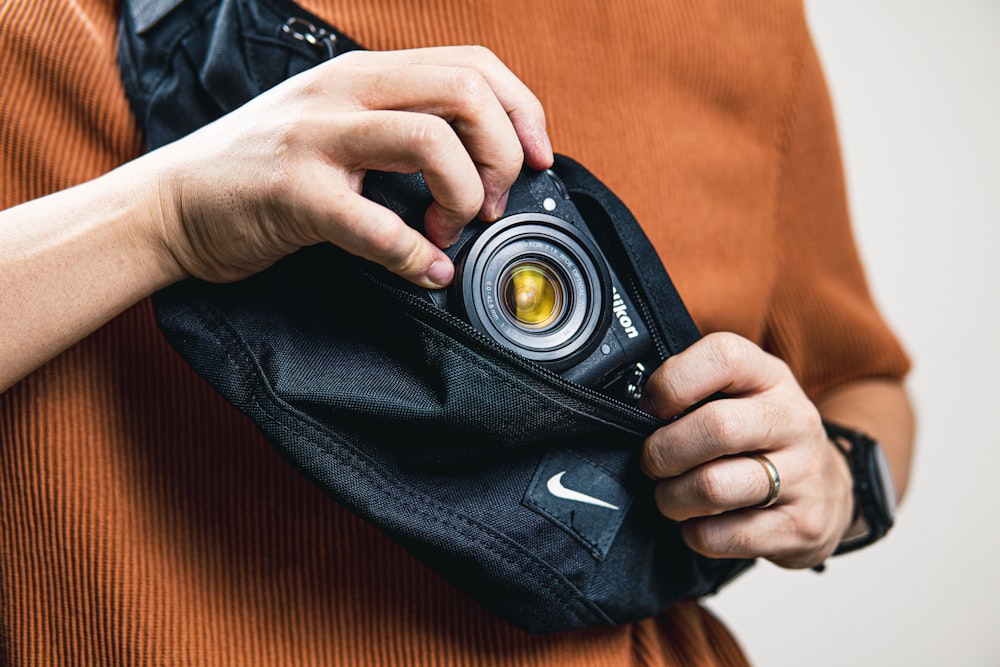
[625,363,647,402]
[281,17,338,59]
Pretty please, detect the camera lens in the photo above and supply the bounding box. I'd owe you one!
[453,213,612,369]
[501,261,565,330]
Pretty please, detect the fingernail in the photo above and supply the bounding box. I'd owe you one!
[425,260,453,288]
[493,190,511,220]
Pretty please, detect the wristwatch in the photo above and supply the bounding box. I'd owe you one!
[824,421,897,555]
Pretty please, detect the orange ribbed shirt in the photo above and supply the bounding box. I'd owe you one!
[1,1,908,665]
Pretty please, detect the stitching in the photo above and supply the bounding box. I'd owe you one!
[185,299,612,627]
[523,450,633,558]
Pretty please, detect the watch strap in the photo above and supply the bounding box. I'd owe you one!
[823,421,896,555]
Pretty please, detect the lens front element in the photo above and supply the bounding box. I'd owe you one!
[502,261,565,330]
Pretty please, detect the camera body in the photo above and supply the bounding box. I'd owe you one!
[363,167,659,402]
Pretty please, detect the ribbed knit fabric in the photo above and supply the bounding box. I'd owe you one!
[0,0,909,665]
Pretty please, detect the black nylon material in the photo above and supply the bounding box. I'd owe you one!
[118,0,753,633]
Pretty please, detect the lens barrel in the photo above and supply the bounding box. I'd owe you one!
[453,213,612,369]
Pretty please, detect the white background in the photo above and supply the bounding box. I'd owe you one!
[706,2,1000,665]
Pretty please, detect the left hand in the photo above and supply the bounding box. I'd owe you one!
[639,332,853,569]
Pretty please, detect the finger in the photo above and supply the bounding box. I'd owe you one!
[336,46,553,170]
[640,332,791,420]
[329,63,525,223]
[309,183,455,289]
[680,504,833,569]
[330,110,486,246]
[641,394,787,477]
[680,509,790,562]
[652,455,779,521]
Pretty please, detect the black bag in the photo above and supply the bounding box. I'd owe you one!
[117,0,752,634]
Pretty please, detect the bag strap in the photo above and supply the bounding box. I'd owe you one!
[118,0,362,148]
[552,155,703,358]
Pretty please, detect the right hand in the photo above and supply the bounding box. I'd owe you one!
[151,46,553,288]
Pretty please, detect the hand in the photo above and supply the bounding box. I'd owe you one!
[639,332,854,569]
[151,46,553,287]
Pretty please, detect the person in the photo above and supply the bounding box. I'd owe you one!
[0,0,914,664]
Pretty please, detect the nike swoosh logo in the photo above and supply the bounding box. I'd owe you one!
[546,471,620,510]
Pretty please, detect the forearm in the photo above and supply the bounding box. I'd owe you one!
[0,48,555,393]
[815,378,915,502]
[0,152,183,391]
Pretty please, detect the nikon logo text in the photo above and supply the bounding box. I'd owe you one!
[611,287,639,339]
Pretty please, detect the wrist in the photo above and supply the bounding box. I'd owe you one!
[135,146,195,287]
[0,151,190,389]
[828,430,858,545]
[824,420,897,555]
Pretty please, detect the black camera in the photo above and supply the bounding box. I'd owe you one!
[363,167,660,403]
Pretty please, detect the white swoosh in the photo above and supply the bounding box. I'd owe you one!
[546,471,620,510]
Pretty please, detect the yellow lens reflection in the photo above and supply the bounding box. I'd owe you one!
[503,262,563,329]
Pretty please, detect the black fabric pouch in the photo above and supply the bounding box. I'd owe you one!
[117,0,752,634]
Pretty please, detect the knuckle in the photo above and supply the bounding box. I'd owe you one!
[429,184,483,221]
[642,437,673,478]
[496,145,525,175]
[391,242,427,277]
[705,332,751,374]
[660,380,686,414]
[361,216,402,256]
[282,69,325,100]
[479,154,524,198]
[357,214,417,270]
[682,521,712,553]
[450,67,492,102]
[406,115,455,158]
[461,44,500,65]
[793,507,828,546]
[466,188,487,216]
[800,404,824,439]
[645,365,685,417]
[692,465,732,508]
[759,398,786,435]
[653,483,684,521]
[772,355,794,379]
[701,404,743,446]
[329,49,367,67]
[722,529,754,556]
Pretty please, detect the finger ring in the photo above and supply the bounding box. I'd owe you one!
[750,454,781,508]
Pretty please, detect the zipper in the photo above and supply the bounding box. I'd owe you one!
[353,263,664,432]
[626,273,670,361]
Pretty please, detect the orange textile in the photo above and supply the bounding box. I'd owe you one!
[0,0,908,665]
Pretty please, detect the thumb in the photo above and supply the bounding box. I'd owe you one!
[318,191,455,289]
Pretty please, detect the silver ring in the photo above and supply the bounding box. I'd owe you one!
[750,454,781,508]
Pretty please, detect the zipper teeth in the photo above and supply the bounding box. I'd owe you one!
[356,265,661,428]
[599,220,672,363]
[627,274,670,360]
